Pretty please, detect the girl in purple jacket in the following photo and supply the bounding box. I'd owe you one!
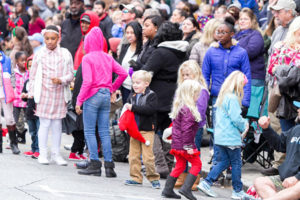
[161,80,202,200]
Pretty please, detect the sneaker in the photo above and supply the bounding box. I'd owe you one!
[32,152,40,159]
[38,156,49,165]
[124,180,142,186]
[69,152,81,161]
[79,154,87,160]
[64,144,72,151]
[197,180,217,197]
[242,196,262,200]
[52,155,68,166]
[151,180,161,189]
[232,190,255,200]
[24,151,34,157]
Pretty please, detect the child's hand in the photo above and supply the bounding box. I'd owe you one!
[51,78,62,85]
[75,105,82,115]
[258,116,270,130]
[21,93,28,98]
[187,149,194,155]
[125,103,132,111]
[241,122,249,139]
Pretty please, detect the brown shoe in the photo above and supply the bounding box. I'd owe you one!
[174,172,187,188]
[192,174,201,191]
[261,167,279,176]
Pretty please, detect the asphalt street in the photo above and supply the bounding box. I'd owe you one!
[0,134,234,200]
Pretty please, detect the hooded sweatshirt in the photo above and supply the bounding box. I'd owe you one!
[76,27,127,106]
[74,11,106,71]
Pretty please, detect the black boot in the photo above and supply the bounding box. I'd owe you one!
[179,173,197,200]
[17,129,27,144]
[161,175,181,199]
[0,129,2,154]
[78,160,102,176]
[104,161,117,177]
[75,160,90,169]
[7,125,20,155]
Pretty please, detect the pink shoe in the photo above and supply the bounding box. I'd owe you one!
[68,152,81,161]
[24,151,34,157]
[79,154,87,160]
[32,152,40,159]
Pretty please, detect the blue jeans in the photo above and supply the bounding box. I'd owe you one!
[83,88,112,162]
[195,128,203,151]
[279,118,295,132]
[205,145,243,192]
[211,97,219,165]
[27,118,40,153]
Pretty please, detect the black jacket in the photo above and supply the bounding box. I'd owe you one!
[21,80,37,120]
[263,125,300,181]
[118,43,130,65]
[127,87,157,131]
[72,64,83,131]
[134,39,155,71]
[60,12,83,59]
[0,14,8,40]
[99,13,113,40]
[141,40,188,112]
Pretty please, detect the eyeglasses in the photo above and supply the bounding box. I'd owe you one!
[122,9,129,13]
[215,31,230,36]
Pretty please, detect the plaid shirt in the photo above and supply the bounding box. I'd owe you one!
[29,46,73,119]
[13,67,29,108]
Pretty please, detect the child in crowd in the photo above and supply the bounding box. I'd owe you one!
[197,71,252,199]
[13,51,29,144]
[162,80,203,200]
[111,11,124,38]
[174,60,209,190]
[22,55,40,159]
[29,25,73,166]
[124,70,161,189]
[196,4,213,31]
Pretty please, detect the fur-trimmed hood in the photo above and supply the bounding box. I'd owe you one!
[210,39,238,48]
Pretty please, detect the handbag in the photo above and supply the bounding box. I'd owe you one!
[268,47,298,113]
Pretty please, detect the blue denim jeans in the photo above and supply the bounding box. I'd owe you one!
[211,97,219,165]
[27,118,40,153]
[195,128,203,151]
[83,88,112,162]
[279,118,295,132]
[205,145,243,192]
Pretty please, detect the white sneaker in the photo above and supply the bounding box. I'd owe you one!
[38,156,49,165]
[52,155,68,166]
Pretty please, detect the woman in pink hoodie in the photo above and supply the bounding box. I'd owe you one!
[76,27,127,177]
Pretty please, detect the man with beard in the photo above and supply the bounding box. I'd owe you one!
[60,0,85,59]
[93,1,113,40]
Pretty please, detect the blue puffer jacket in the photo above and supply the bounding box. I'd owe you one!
[202,42,251,107]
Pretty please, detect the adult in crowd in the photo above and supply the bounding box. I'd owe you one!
[60,0,84,59]
[14,0,31,32]
[182,17,201,57]
[93,1,113,40]
[75,27,127,177]
[262,0,297,177]
[133,15,162,70]
[252,103,300,200]
[170,9,188,27]
[10,26,33,69]
[120,4,137,25]
[214,5,227,20]
[190,19,221,68]
[74,11,101,71]
[28,6,45,36]
[0,1,8,41]
[32,0,53,21]
[226,2,242,23]
[202,16,251,166]
[118,21,143,104]
[141,21,189,178]
[234,8,265,119]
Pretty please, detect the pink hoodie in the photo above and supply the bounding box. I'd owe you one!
[76,27,127,106]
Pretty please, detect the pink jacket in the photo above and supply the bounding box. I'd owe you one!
[76,27,127,106]
[13,68,29,108]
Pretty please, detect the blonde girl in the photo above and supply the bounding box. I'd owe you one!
[175,60,209,190]
[161,80,202,200]
[198,71,252,200]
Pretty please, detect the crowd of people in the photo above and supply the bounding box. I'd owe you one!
[0,0,300,199]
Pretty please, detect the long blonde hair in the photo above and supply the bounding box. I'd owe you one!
[215,71,245,108]
[200,18,221,46]
[284,16,300,48]
[177,60,208,90]
[170,80,201,122]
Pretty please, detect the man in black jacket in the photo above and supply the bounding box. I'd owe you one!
[60,0,84,59]
[249,101,300,200]
[93,1,113,40]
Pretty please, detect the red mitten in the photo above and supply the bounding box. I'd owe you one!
[119,110,150,146]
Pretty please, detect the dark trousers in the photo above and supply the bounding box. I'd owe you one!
[13,107,26,133]
[71,130,85,155]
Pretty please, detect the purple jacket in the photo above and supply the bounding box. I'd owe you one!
[171,106,199,150]
[197,88,209,128]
